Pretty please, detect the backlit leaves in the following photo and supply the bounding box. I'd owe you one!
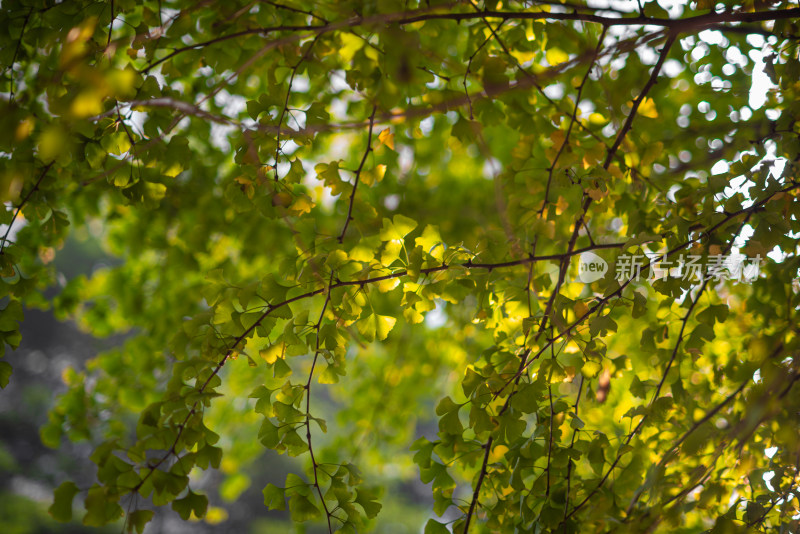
[3,0,799,533]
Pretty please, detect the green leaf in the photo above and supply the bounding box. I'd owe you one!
[355,487,382,519]
[424,519,450,534]
[83,485,123,526]
[357,313,396,342]
[288,494,320,522]
[511,384,540,413]
[263,483,286,511]
[379,214,418,241]
[697,304,729,326]
[570,414,585,429]
[462,367,484,398]
[436,396,460,416]
[172,490,208,520]
[0,299,23,331]
[589,314,617,337]
[49,481,79,522]
[220,472,250,502]
[416,224,444,260]
[0,361,11,388]
[632,291,648,318]
[127,510,155,534]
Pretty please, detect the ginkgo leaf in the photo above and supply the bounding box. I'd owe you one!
[11,2,800,533]
[636,96,658,118]
[49,481,79,522]
[379,214,418,241]
[546,47,569,65]
[288,494,320,522]
[357,313,397,342]
[415,224,444,260]
[378,128,395,150]
[263,484,286,510]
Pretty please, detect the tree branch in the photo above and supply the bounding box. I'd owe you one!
[1,162,54,255]
[275,35,320,181]
[305,270,335,533]
[541,26,608,215]
[338,105,377,243]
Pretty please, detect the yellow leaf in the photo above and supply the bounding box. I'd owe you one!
[289,195,314,215]
[376,315,396,340]
[546,48,569,66]
[555,196,569,215]
[415,224,444,260]
[636,97,658,119]
[337,32,364,63]
[37,126,69,161]
[204,507,229,525]
[378,128,395,150]
[511,50,535,63]
[377,277,400,292]
[349,241,375,263]
[489,444,509,463]
[361,164,386,186]
[70,90,104,118]
[164,163,184,178]
[15,117,34,141]
[260,343,284,364]
[404,307,424,324]
[588,112,607,125]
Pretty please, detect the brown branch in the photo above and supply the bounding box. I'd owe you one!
[133,1,775,140]
[559,207,780,524]
[604,31,676,168]
[127,241,623,495]
[545,382,555,498]
[496,181,800,402]
[541,26,607,215]
[532,29,676,357]
[261,0,328,24]
[462,29,496,120]
[275,35,320,181]
[1,162,54,254]
[305,271,335,533]
[463,437,492,533]
[338,105,377,243]
[562,375,584,524]
[464,347,530,532]
[140,4,800,76]
[396,7,800,32]
[6,7,33,101]
[90,98,236,124]
[106,0,115,49]
[91,27,662,163]
[140,23,321,74]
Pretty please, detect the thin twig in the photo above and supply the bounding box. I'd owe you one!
[106,0,115,49]
[562,375,584,526]
[563,212,753,525]
[540,26,608,215]
[274,35,321,181]
[338,105,377,243]
[6,7,33,101]
[1,162,54,254]
[305,271,336,533]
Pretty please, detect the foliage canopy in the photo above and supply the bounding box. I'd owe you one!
[2,0,800,532]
